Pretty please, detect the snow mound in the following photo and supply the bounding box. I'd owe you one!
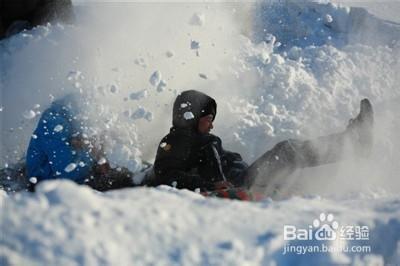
[1,182,400,265]
[253,1,400,49]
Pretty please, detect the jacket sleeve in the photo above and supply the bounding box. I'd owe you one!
[197,135,227,183]
[153,134,214,191]
[36,113,94,183]
[202,134,249,186]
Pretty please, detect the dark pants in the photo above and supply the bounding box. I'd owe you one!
[245,131,360,192]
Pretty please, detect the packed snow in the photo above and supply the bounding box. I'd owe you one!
[1,0,400,265]
[2,180,400,265]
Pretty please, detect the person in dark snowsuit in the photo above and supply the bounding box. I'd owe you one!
[150,90,249,191]
[151,90,374,193]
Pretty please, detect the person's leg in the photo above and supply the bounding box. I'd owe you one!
[246,99,374,190]
[246,134,344,189]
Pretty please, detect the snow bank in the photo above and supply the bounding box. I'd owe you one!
[227,0,400,197]
[1,181,400,265]
[253,1,400,49]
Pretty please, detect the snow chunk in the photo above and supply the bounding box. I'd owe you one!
[97,157,107,165]
[29,177,38,184]
[53,125,64,132]
[64,163,77,172]
[23,110,36,119]
[189,13,205,26]
[184,112,195,120]
[144,112,153,121]
[131,107,146,120]
[149,71,162,86]
[110,85,119,94]
[190,40,200,50]
[129,90,148,100]
[157,80,167,92]
[180,103,188,108]
[160,142,167,148]
[165,51,174,58]
[32,134,38,139]
[78,161,86,167]
[324,14,333,24]
[131,107,153,121]
[134,57,147,68]
[199,73,208,79]
[67,70,82,81]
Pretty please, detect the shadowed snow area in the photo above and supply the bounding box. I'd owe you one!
[1,0,400,265]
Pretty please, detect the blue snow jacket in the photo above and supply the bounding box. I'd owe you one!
[26,95,95,184]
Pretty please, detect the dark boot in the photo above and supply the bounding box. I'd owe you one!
[346,99,374,157]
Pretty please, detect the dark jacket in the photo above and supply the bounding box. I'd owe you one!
[152,90,248,191]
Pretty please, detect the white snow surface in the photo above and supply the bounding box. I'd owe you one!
[2,181,400,265]
[1,0,400,265]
